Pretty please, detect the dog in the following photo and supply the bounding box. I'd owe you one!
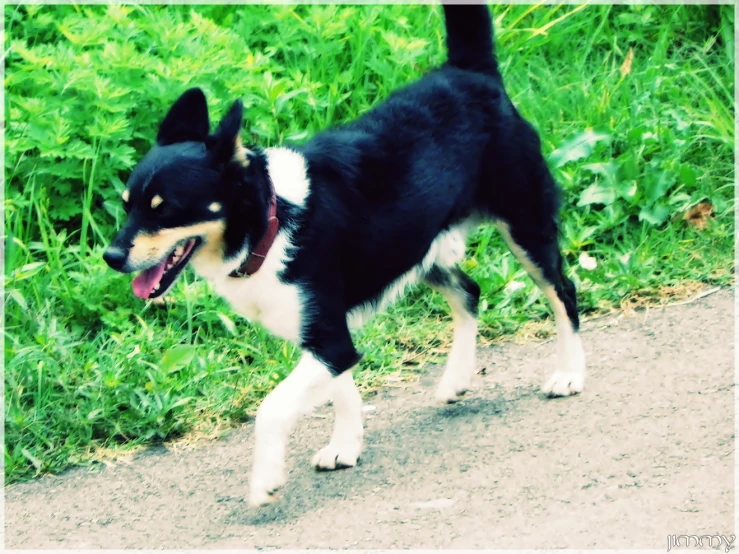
[104,4,586,507]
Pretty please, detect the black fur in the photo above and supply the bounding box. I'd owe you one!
[156,88,210,146]
[115,141,221,247]
[442,5,498,75]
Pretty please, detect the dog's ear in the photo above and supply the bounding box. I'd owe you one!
[156,88,210,146]
[206,99,244,165]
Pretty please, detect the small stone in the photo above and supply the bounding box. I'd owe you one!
[411,498,456,509]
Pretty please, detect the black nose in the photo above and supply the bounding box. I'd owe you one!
[103,246,127,270]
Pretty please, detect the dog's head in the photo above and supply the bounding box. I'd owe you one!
[103,88,272,299]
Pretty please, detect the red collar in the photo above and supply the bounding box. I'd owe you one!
[229,188,279,278]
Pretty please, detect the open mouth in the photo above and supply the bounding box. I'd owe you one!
[132,238,201,299]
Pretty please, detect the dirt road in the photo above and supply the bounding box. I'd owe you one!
[5,289,734,549]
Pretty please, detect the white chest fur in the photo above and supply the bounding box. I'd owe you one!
[191,233,305,343]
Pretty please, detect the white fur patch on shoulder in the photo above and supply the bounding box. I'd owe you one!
[265,147,311,208]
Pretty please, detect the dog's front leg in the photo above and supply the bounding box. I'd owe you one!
[249,351,334,506]
[312,369,364,470]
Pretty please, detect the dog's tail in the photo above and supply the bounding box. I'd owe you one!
[442,4,498,75]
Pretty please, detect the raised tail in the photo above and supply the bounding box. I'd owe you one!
[442,4,498,75]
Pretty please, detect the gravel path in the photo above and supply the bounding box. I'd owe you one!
[5,289,734,549]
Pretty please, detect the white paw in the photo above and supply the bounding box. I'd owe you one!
[542,370,585,397]
[248,463,286,507]
[435,376,470,404]
[312,437,363,471]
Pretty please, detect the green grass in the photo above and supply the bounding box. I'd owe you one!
[4,4,734,483]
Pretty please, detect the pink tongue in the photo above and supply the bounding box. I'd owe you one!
[132,261,167,299]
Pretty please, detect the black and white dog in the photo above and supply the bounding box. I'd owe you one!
[104,5,586,506]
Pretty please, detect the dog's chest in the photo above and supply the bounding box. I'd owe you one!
[194,233,304,344]
[213,273,303,343]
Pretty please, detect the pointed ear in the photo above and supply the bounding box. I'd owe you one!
[206,99,244,164]
[156,88,210,146]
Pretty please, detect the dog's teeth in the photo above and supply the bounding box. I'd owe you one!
[153,284,160,291]
[175,246,184,256]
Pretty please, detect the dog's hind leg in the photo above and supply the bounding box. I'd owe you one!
[312,369,364,471]
[495,220,586,396]
[423,265,481,403]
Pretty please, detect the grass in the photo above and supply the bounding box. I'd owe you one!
[4,4,734,483]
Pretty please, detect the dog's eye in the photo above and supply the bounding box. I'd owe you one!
[152,200,175,219]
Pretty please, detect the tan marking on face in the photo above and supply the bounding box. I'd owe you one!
[233,136,252,166]
[193,222,229,268]
[128,221,225,267]
[151,195,164,209]
[122,190,130,203]
[208,202,222,213]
